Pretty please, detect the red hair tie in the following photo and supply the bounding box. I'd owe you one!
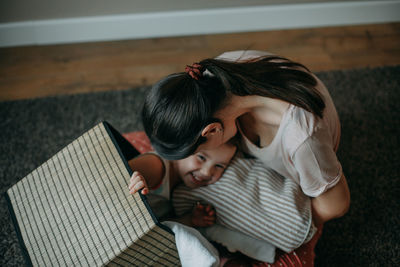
[185,63,203,80]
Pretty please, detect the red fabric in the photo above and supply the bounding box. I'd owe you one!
[123,131,323,267]
[217,225,322,267]
[123,131,154,154]
[252,226,323,267]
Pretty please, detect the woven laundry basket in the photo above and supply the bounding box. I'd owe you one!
[5,122,180,267]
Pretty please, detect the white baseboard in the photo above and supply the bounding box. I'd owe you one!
[0,1,399,47]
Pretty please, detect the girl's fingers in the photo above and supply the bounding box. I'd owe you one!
[129,180,145,194]
[204,217,215,223]
[130,175,142,186]
[129,173,147,192]
[207,209,215,216]
[204,217,215,225]
[196,202,204,210]
[204,205,215,216]
[205,204,215,213]
[130,171,140,181]
[129,178,139,190]
[141,188,149,195]
[130,172,144,184]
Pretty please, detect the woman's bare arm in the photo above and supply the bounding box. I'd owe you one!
[311,174,350,225]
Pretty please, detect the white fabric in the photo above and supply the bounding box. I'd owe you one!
[163,221,220,267]
[219,50,342,197]
[199,224,276,263]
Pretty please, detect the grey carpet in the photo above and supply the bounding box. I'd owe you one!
[1,66,399,266]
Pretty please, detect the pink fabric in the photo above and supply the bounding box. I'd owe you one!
[123,131,323,267]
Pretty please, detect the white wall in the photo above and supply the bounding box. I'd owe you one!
[0,0,399,47]
[0,0,346,22]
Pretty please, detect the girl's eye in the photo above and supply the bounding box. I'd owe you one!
[215,164,225,169]
[197,154,206,161]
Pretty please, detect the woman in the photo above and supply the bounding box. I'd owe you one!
[141,50,350,225]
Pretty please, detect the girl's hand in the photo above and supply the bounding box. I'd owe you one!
[191,202,216,227]
[129,171,149,195]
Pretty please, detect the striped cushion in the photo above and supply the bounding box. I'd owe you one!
[173,156,314,252]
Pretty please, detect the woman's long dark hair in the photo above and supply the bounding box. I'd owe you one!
[142,55,325,160]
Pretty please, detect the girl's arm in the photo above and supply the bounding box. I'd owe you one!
[311,174,350,225]
[127,154,165,194]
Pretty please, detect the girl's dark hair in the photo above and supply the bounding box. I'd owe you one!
[142,54,325,160]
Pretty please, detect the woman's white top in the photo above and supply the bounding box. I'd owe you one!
[217,50,342,197]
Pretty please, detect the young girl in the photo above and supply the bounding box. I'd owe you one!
[141,50,350,226]
[127,141,237,227]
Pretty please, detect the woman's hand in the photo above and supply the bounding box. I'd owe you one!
[191,202,216,227]
[128,171,149,195]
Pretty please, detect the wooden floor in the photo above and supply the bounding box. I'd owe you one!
[0,22,399,101]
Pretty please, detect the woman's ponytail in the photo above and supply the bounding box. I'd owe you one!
[200,56,325,118]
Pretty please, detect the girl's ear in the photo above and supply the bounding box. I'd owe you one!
[201,123,223,137]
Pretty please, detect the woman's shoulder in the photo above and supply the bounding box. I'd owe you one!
[283,104,340,156]
[281,106,320,152]
[289,105,319,135]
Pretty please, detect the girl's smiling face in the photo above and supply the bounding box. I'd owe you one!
[175,143,237,188]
